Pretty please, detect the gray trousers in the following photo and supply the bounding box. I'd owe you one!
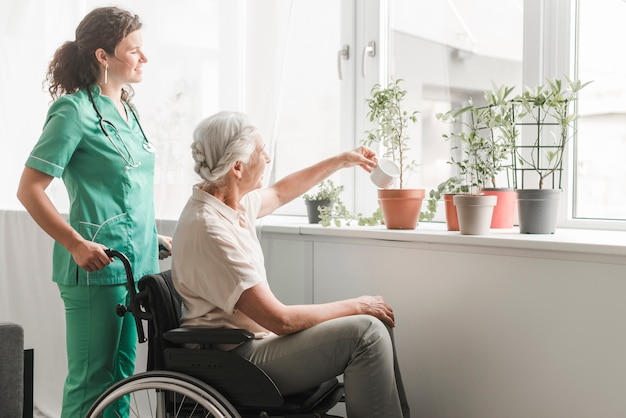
[232,314,410,418]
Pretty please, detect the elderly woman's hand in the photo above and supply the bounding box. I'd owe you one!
[341,146,378,173]
[356,295,396,327]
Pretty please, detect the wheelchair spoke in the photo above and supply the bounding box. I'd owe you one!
[86,371,240,418]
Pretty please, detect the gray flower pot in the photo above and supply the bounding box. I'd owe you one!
[305,199,331,224]
[516,189,561,234]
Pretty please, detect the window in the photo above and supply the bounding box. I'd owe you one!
[134,0,349,219]
[3,0,624,230]
[387,0,523,221]
[2,0,349,220]
[249,0,349,216]
[385,0,626,229]
[574,0,626,222]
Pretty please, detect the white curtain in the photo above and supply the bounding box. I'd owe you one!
[0,0,296,218]
[0,211,177,417]
[0,0,296,415]
[0,211,61,415]
[0,3,75,414]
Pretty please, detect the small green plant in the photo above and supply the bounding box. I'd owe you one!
[303,179,345,226]
[355,207,384,226]
[301,180,354,227]
[317,198,384,228]
[302,180,383,227]
[514,77,591,189]
[419,176,469,222]
[481,84,518,188]
[318,199,354,227]
[302,179,344,202]
[362,78,418,189]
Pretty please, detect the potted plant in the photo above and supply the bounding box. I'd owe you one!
[436,84,518,230]
[513,77,590,234]
[477,84,518,229]
[302,179,344,224]
[362,78,425,229]
[419,176,468,231]
[303,179,379,227]
[447,128,498,235]
[435,87,521,234]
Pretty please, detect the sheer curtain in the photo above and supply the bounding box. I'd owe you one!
[0,2,79,212]
[0,3,79,415]
[0,0,303,216]
[0,1,304,415]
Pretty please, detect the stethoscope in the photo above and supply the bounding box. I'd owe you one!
[87,88,155,170]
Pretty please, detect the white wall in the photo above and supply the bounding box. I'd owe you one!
[260,226,626,418]
[4,208,626,417]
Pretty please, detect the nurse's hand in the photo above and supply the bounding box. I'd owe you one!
[71,240,112,272]
[158,234,172,260]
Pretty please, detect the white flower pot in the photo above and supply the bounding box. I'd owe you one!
[453,194,498,235]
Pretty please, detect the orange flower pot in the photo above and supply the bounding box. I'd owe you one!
[378,188,425,230]
[481,188,516,228]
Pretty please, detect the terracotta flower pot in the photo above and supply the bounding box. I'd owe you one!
[377,188,425,230]
[443,194,460,231]
[481,188,516,228]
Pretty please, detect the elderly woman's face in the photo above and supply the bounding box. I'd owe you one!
[242,133,270,191]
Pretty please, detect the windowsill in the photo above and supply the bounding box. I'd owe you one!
[258,215,626,263]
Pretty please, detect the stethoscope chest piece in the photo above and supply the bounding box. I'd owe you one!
[142,140,155,153]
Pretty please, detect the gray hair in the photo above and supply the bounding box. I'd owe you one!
[191,111,258,187]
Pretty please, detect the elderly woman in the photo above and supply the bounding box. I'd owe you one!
[171,110,409,417]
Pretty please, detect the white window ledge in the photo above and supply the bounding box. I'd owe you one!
[257,215,626,265]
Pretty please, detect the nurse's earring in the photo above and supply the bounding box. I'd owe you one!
[104,63,108,84]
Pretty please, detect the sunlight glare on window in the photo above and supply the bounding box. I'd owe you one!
[575,0,626,220]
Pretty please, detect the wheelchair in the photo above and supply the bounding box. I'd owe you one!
[86,250,345,418]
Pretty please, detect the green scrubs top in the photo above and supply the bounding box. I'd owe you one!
[26,85,159,285]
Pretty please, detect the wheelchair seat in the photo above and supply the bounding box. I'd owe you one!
[136,270,344,417]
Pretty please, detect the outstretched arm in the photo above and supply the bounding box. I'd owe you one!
[257,146,377,218]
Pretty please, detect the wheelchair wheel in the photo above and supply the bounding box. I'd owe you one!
[86,370,241,418]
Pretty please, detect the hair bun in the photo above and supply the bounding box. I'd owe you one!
[191,142,206,163]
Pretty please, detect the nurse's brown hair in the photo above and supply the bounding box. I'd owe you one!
[45,6,142,102]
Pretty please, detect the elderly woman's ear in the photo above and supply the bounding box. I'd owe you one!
[233,161,243,180]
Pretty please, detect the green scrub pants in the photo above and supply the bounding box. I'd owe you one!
[58,283,137,418]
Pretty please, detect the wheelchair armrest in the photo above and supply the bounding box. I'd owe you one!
[163,327,255,345]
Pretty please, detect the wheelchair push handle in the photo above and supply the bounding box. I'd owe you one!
[104,248,147,343]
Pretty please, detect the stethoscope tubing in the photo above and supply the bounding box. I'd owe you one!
[86,87,154,170]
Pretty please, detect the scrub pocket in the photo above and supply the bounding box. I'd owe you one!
[76,212,130,282]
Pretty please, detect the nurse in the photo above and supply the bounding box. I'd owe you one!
[16,7,170,417]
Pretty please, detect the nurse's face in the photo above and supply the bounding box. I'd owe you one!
[108,30,148,85]
[242,134,270,191]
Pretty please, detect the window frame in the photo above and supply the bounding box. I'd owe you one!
[361,0,625,231]
[530,0,626,231]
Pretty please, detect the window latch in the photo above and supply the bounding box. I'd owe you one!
[337,45,350,80]
[362,41,376,77]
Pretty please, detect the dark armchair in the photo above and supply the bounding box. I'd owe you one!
[0,322,24,418]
